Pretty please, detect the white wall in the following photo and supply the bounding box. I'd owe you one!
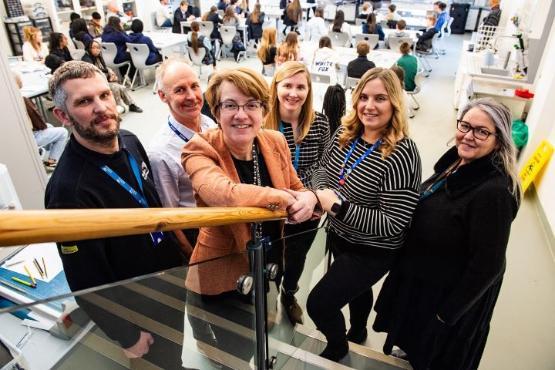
[0,48,48,209]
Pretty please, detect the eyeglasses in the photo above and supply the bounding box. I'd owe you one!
[456,120,497,141]
[219,100,263,113]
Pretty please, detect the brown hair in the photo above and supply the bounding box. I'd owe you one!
[266,61,315,144]
[397,19,406,30]
[319,36,332,49]
[400,41,411,55]
[250,3,261,23]
[223,6,237,23]
[191,21,200,53]
[340,68,408,157]
[356,41,370,56]
[276,32,299,63]
[205,67,270,118]
[257,27,277,62]
[286,0,302,22]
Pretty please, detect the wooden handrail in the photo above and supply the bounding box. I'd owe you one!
[0,207,287,247]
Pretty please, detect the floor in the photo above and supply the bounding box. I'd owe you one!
[120,32,555,370]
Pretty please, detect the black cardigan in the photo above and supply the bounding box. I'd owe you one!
[373,147,519,370]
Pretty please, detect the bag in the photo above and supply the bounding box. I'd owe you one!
[512,119,528,149]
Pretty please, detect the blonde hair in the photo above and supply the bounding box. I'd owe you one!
[23,26,42,51]
[276,32,299,64]
[266,61,315,144]
[257,27,276,62]
[205,67,270,119]
[340,67,408,157]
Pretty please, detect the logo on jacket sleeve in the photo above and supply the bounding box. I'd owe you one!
[141,162,149,180]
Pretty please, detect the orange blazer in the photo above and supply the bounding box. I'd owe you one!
[182,128,305,295]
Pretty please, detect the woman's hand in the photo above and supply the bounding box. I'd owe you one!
[283,189,318,223]
[316,189,340,215]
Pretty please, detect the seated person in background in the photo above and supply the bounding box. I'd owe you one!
[217,0,229,11]
[347,41,376,79]
[71,18,94,47]
[396,42,418,92]
[246,3,264,45]
[276,31,300,66]
[434,1,448,34]
[385,4,401,22]
[322,84,346,136]
[390,65,413,117]
[106,1,125,20]
[82,40,143,113]
[232,0,248,15]
[222,5,240,28]
[45,32,72,73]
[358,2,373,19]
[13,72,68,168]
[311,36,339,84]
[385,19,410,48]
[362,12,385,42]
[203,6,222,40]
[172,1,194,34]
[156,0,173,28]
[330,10,352,47]
[283,0,302,35]
[68,12,81,39]
[128,19,163,66]
[101,16,133,68]
[88,11,103,37]
[257,27,277,70]
[306,7,328,42]
[187,21,216,67]
[22,26,47,63]
[416,15,437,52]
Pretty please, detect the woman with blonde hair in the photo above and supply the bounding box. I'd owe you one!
[276,31,300,65]
[307,67,422,362]
[257,27,277,71]
[266,61,330,324]
[247,3,265,44]
[22,26,47,62]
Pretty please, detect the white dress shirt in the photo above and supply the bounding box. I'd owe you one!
[147,114,216,208]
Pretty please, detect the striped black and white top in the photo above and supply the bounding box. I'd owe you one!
[280,111,330,188]
[314,127,422,249]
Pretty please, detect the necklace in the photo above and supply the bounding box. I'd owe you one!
[251,142,263,241]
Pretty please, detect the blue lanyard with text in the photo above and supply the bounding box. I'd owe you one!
[168,120,190,143]
[419,178,446,200]
[338,137,382,186]
[279,122,301,170]
[100,151,164,246]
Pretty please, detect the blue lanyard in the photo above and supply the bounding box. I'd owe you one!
[279,122,301,170]
[419,178,446,200]
[99,151,164,246]
[168,120,191,143]
[338,137,382,186]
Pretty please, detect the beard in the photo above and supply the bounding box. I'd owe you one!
[69,112,121,145]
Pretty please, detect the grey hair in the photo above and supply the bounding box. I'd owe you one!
[155,57,193,92]
[48,61,107,112]
[458,97,521,201]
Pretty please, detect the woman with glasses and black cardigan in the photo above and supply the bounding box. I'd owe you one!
[307,67,421,362]
[373,98,520,370]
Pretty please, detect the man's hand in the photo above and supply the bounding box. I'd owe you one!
[283,189,318,223]
[123,331,154,358]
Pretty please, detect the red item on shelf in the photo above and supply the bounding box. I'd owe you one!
[514,89,534,99]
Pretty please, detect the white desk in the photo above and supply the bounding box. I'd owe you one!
[144,31,188,57]
[10,62,50,119]
[301,43,400,69]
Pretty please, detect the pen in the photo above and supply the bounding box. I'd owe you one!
[42,257,48,279]
[33,258,45,279]
[4,259,24,267]
[0,278,28,293]
[11,276,36,289]
[23,265,37,286]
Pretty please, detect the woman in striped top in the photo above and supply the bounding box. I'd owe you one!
[307,67,422,361]
[267,61,331,325]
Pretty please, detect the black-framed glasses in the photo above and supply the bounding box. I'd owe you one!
[218,100,263,113]
[456,120,497,141]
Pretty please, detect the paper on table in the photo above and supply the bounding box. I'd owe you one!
[1,243,62,283]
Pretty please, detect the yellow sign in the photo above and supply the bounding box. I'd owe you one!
[519,140,554,192]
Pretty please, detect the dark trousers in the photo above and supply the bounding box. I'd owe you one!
[282,219,320,293]
[307,231,396,345]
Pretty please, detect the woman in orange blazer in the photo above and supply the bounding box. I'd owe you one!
[182,67,320,296]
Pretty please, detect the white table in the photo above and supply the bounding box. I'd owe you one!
[10,61,50,118]
[301,43,400,69]
[144,31,189,57]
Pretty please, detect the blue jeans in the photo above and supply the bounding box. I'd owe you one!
[33,124,68,161]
